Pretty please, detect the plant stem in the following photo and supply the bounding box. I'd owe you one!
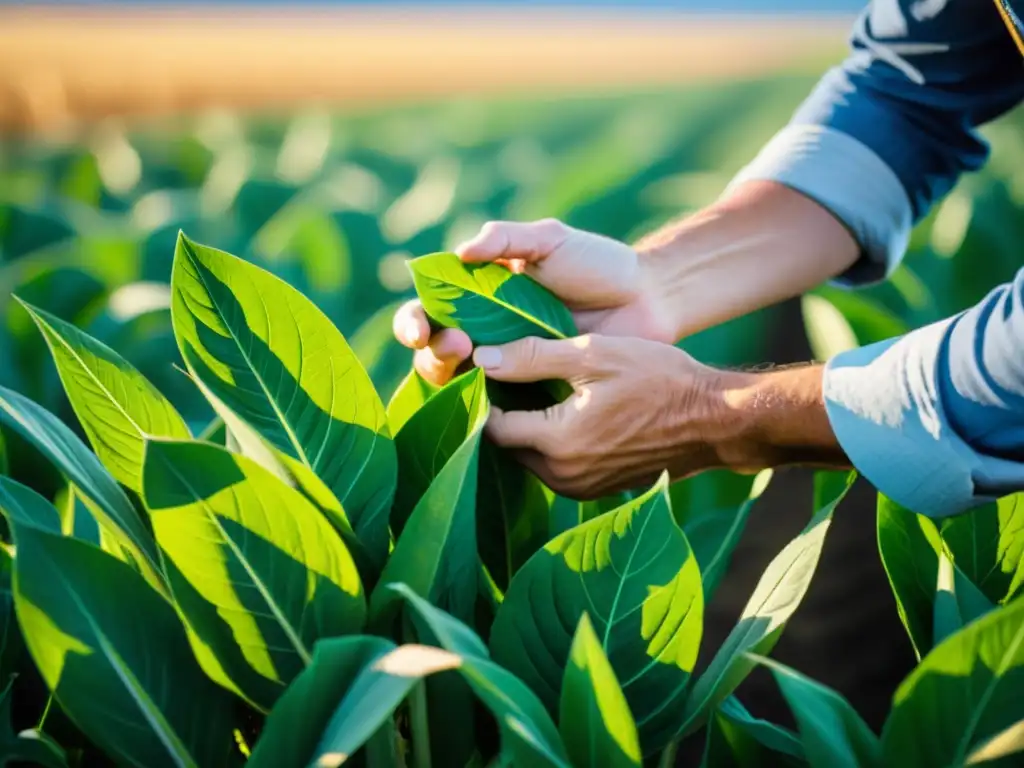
[658,740,678,768]
[410,680,432,768]
[37,695,54,729]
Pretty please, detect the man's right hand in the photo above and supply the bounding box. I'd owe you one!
[392,218,677,386]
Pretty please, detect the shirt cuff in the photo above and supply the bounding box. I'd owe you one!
[823,320,999,518]
[726,124,913,287]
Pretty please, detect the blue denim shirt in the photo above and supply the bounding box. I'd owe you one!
[729,0,1024,517]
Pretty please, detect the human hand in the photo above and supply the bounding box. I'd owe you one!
[392,219,676,386]
[467,334,849,499]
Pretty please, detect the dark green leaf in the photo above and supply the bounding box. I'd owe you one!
[54,484,102,545]
[681,472,855,736]
[0,477,63,534]
[753,654,881,768]
[171,233,397,568]
[933,550,994,647]
[408,252,577,345]
[712,696,806,766]
[939,493,1024,605]
[392,583,571,768]
[19,300,190,492]
[491,473,703,755]
[142,439,366,711]
[247,635,396,768]
[11,524,238,767]
[882,597,1024,767]
[0,429,7,476]
[0,385,167,597]
[677,470,772,601]
[559,613,642,768]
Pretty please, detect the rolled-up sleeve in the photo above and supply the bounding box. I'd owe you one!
[728,0,1024,285]
[825,268,1024,517]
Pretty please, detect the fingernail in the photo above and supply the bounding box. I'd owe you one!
[474,347,502,370]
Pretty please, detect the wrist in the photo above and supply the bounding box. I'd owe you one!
[701,364,850,472]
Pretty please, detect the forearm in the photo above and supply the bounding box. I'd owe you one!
[698,363,850,474]
[635,180,859,341]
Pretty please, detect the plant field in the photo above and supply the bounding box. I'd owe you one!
[1,76,1023,767]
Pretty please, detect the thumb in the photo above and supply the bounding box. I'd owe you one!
[473,337,587,384]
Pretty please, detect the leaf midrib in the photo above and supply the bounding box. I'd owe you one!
[42,547,197,768]
[155,450,313,667]
[181,246,313,472]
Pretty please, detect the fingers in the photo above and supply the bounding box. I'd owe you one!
[473,336,593,384]
[485,406,559,453]
[413,329,474,386]
[456,219,569,265]
[392,300,432,350]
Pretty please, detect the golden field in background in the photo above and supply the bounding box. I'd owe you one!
[0,5,847,134]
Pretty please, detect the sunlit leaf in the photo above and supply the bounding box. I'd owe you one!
[492,473,703,755]
[142,438,366,711]
[18,299,190,491]
[386,369,437,435]
[171,233,396,568]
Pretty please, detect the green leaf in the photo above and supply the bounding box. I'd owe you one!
[54,483,102,546]
[882,597,1024,767]
[491,473,703,755]
[0,385,167,597]
[678,470,772,601]
[0,678,67,768]
[390,367,487,535]
[0,476,63,534]
[752,654,881,768]
[171,233,397,568]
[877,494,944,658]
[477,440,552,593]
[680,471,855,736]
[386,369,437,435]
[141,438,366,711]
[703,696,806,768]
[933,549,994,647]
[965,718,1024,765]
[392,583,571,768]
[18,299,191,492]
[11,524,238,768]
[311,643,465,768]
[0,429,7,476]
[559,613,643,768]
[939,493,1024,605]
[246,635,397,768]
[408,252,578,345]
[370,370,488,629]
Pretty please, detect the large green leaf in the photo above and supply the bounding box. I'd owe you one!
[390,368,487,534]
[11,524,238,768]
[477,440,552,594]
[0,476,63,534]
[677,470,772,601]
[933,549,994,647]
[370,370,488,629]
[702,696,806,768]
[491,473,703,756]
[939,493,1024,605]
[0,547,19,703]
[879,495,997,658]
[680,472,855,736]
[18,300,190,492]
[171,233,396,567]
[0,385,166,597]
[0,678,67,768]
[246,635,397,768]
[559,613,642,768]
[753,655,881,768]
[408,252,578,345]
[386,369,437,435]
[882,597,1024,767]
[392,584,571,768]
[141,439,366,711]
